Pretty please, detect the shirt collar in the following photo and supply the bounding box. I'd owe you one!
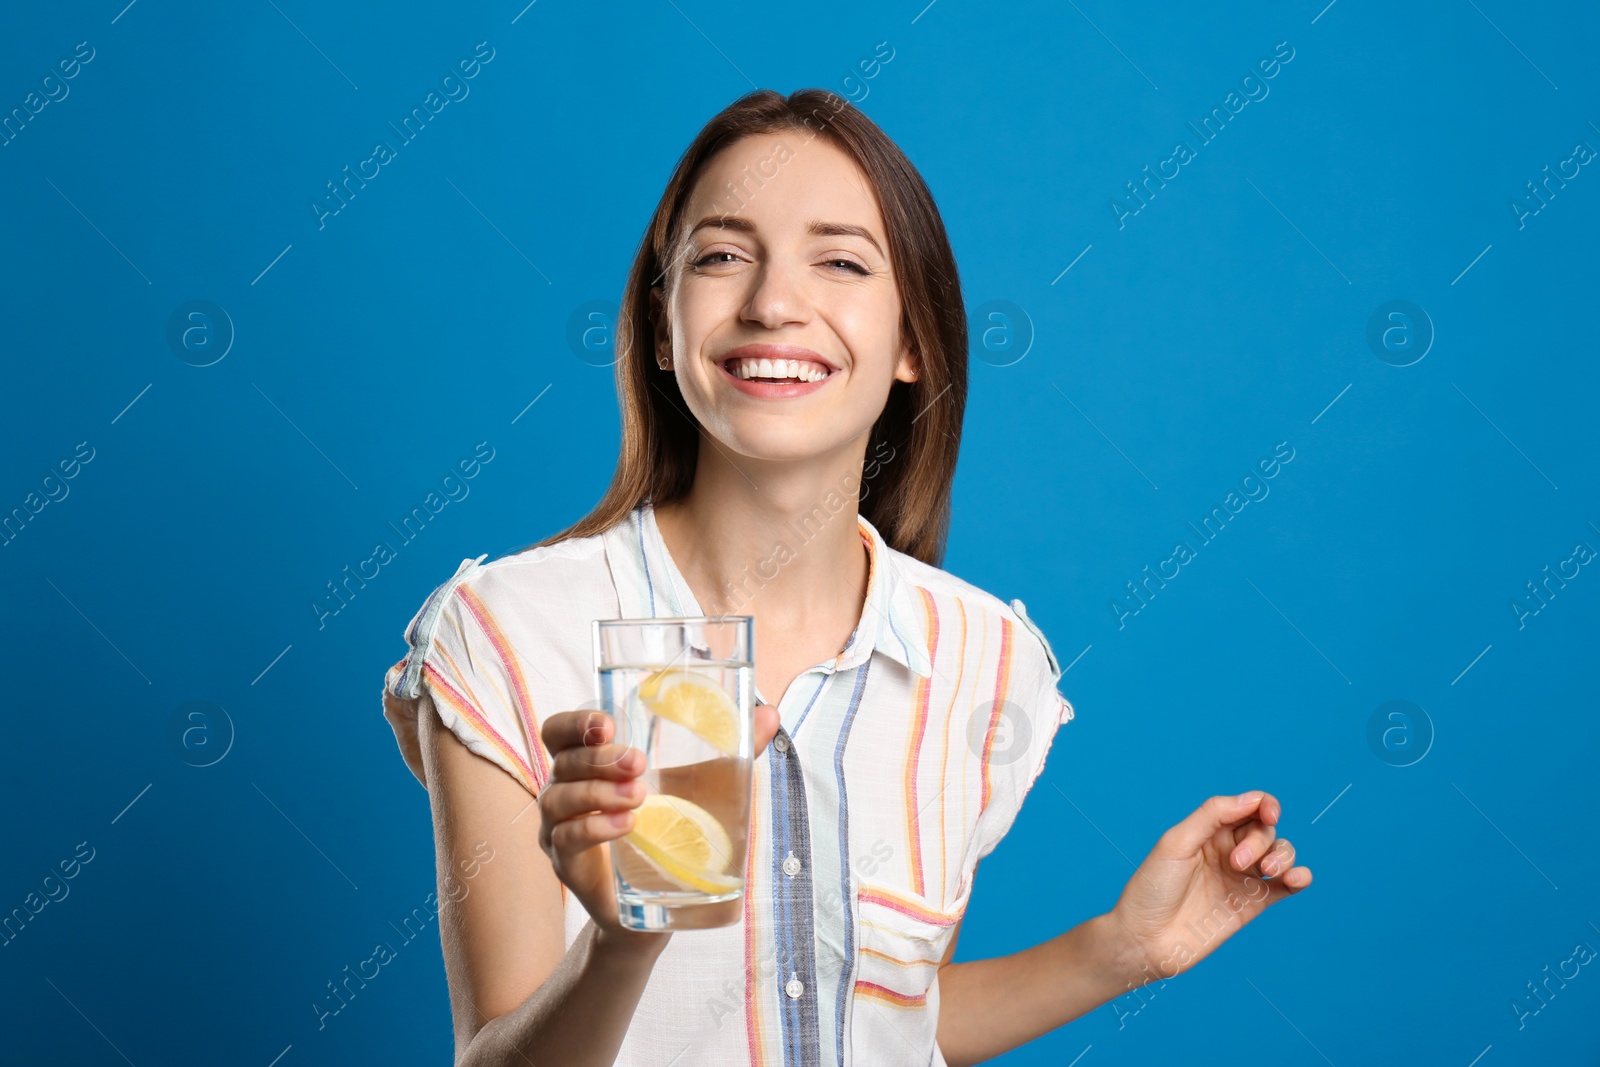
[837,510,935,679]
[602,503,934,680]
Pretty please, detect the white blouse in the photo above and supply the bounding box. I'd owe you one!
[381,501,1074,1065]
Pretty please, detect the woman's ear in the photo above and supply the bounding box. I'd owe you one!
[893,341,919,383]
[649,285,672,370]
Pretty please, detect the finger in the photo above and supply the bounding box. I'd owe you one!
[752,704,781,756]
[541,708,617,756]
[1229,822,1279,873]
[1162,791,1267,855]
[538,778,636,852]
[539,775,647,827]
[551,741,645,783]
[1258,793,1282,827]
[1271,864,1312,892]
[1258,838,1296,878]
[549,809,636,856]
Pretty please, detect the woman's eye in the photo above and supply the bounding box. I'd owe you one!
[689,253,869,275]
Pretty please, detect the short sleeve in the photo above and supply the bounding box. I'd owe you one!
[967,601,1076,864]
[381,556,552,797]
[1010,597,1074,728]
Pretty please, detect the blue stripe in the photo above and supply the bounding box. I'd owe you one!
[398,555,485,698]
[775,730,795,1058]
[769,740,795,1062]
[832,659,872,1066]
[636,507,656,616]
[769,673,828,1061]
[791,673,829,740]
[768,725,822,1065]
[888,608,916,667]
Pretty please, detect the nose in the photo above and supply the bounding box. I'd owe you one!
[740,260,808,331]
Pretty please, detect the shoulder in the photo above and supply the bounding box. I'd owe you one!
[392,528,613,693]
[887,548,1065,688]
[446,527,611,608]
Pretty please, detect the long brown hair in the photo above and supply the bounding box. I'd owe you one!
[531,88,967,566]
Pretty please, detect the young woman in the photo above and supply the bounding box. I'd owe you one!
[381,88,1312,1067]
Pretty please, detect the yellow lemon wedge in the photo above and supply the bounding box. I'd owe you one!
[635,668,741,755]
[625,793,742,895]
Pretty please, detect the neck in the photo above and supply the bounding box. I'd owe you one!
[653,431,871,631]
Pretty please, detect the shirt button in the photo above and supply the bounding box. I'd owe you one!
[785,976,804,999]
[782,852,801,877]
[773,734,790,753]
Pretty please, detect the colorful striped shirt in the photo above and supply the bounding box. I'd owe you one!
[381,501,1075,1066]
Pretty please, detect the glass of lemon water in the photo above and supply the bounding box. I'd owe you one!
[592,615,754,932]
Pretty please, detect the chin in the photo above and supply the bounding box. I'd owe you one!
[721,429,840,465]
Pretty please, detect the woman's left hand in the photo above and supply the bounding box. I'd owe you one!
[1105,791,1312,982]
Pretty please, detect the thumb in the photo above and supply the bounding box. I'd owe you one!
[752,704,782,756]
[1163,791,1265,855]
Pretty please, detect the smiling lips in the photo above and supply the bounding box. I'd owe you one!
[725,356,830,382]
[716,345,837,398]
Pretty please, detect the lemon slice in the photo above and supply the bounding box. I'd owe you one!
[636,668,741,755]
[625,793,742,895]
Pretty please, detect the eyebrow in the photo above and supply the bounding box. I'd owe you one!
[686,215,885,259]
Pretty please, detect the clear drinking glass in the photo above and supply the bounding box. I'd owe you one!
[592,615,754,932]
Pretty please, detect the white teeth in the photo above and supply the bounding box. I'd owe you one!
[728,356,830,382]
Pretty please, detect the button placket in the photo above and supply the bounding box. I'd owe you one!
[758,663,833,745]
[765,716,821,1053]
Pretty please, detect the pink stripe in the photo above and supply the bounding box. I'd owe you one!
[860,943,940,967]
[905,587,939,897]
[937,601,968,896]
[859,888,959,928]
[853,980,927,1007]
[980,616,1015,814]
[456,584,550,791]
[743,766,766,1064]
[422,661,538,792]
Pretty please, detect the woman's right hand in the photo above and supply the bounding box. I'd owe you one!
[536,704,780,948]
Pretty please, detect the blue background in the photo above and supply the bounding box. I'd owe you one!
[3,1,1596,1064]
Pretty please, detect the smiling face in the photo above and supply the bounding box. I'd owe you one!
[653,132,918,466]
